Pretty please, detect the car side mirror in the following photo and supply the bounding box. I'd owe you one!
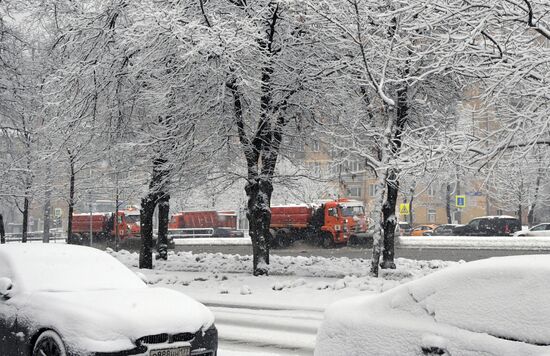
[0,277,14,299]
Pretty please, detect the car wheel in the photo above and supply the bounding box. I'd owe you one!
[33,330,67,356]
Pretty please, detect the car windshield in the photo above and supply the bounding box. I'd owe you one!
[125,214,140,224]
[2,245,145,293]
[341,205,365,216]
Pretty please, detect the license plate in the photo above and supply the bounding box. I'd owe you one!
[149,346,190,356]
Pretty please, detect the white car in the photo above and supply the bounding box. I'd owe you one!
[0,244,217,356]
[315,255,550,356]
[514,223,550,237]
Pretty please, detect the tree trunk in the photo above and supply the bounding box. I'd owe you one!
[67,161,75,244]
[43,165,52,243]
[527,171,542,227]
[0,215,5,244]
[139,194,156,269]
[518,204,523,226]
[408,194,414,225]
[381,170,398,269]
[140,153,171,268]
[156,193,170,260]
[246,179,273,276]
[22,197,29,243]
[43,197,51,243]
[446,183,452,223]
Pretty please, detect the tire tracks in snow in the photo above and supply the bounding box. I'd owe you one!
[204,302,322,355]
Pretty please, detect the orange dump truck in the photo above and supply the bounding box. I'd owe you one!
[168,210,243,238]
[270,199,367,248]
[70,212,128,244]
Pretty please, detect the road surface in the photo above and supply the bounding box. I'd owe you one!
[175,241,550,262]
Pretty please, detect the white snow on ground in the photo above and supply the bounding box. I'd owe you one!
[109,249,456,355]
[398,235,550,249]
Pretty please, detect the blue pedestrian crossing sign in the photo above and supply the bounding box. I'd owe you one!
[456,195,466,208]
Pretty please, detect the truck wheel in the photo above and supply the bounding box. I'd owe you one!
[276,231,290,249]
[321,233,334,249]
[348,235,358,246]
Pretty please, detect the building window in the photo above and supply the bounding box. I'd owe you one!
[349,187,362,198]
[310,140,320,152]
[368,184,378,197]
[427,185,436,196]
[428,209,437,223]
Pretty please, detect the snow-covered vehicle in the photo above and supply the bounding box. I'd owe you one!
[315,255,550,356]
[0,244,217,356]
[514,223,550,237]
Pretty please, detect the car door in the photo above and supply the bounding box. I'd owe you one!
[530,224,550,237]
[463,219,480,235]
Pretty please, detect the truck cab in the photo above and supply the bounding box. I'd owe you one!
[319,201,352,247]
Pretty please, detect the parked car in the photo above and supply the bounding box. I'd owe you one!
[452,216,521,236]
[410,224,438,236]
[514,223,550,237]
[0,244,217,356]
[396,222,412,236]
[315,255,550,356]
[432,224,462,236]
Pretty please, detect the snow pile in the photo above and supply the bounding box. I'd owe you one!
[111,249,453,279]
[315,254,550,356]
[109,249,455,299]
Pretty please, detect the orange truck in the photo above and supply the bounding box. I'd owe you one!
[69,211,128,244]
[270,198,368,248]
[168,210,244,238]
[123,208,141,238]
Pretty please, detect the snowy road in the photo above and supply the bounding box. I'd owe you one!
[175,243,550,262]
[210,302,319,355]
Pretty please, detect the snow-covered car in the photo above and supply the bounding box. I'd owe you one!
[514,223,550,237]
[315,255,550,356]
[0,244,217,356]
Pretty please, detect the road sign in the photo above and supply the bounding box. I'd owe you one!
[399,203,410,215]
[456,195,466,208]
[54,208,62,218]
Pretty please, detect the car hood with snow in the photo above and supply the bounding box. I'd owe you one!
[315,254,550,356]
[14,287,215,353]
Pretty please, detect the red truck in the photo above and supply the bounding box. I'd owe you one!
[123,208,141,238]
[168,210,244,238]
[270,198,368,248]
[69,211,128,244]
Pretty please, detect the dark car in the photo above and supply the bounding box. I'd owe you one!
[432,224,462,236]
[0,244,217,356]
[453,216,521,236]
